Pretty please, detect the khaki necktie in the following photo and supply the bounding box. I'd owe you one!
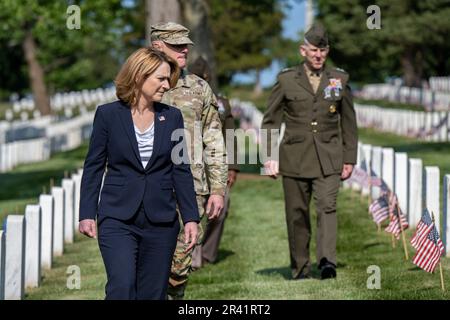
[308,72,322,94]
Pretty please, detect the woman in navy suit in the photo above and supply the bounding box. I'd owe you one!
[79,47,199,300]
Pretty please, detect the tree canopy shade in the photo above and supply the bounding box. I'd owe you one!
[316,0,450,86]
[207,0,285,85]
[0,0,127,113]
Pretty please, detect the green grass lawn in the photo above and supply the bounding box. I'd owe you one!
[186,177,449,300]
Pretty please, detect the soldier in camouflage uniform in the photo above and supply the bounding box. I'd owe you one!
[188,56,239,268]
[150,22,228,299]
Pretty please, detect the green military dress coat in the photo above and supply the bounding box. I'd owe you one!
[262,63,358,178]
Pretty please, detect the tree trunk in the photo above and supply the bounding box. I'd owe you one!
[180,0,218,92]
[305,0,314,31]
[146,0,181,44]
[401,48,422,88]
[22,30,51,115]
[253,69,263,97]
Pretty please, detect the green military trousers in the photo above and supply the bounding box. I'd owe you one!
[282,174,341,279]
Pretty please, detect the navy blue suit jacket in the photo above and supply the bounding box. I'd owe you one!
[79,100,199,224]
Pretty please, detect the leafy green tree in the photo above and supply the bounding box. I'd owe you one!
[0,0,127,113]
[207,0,285,86]
[315,0,450,86]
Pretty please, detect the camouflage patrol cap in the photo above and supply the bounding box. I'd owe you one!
[150,22,194,45]
[304,23,329,48]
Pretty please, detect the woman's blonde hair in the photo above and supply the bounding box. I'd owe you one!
[115,47,180,106]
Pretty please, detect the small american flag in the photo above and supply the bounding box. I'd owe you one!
[411,209,444,273]
[384,192,409,239]
[158,115,165,121]
[369,193,390,225]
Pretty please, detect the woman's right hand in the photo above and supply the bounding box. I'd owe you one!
[79,219,97,239]
[184,221,198,252]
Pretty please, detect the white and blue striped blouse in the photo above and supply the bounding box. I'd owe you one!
[134,123,154,169]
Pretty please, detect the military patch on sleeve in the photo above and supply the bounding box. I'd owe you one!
[217,99,225,114]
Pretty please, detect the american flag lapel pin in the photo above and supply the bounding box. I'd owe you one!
[158,115,165,121]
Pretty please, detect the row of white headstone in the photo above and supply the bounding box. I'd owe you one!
[344,142,449,257]
[430,77,450,93]
[0,112,95,173]
[4,106,91,123]
[0,169,83,300]
[9,87,116,118]
[360,83,450,111]
[355,104,450,141]
[0,138,51,172]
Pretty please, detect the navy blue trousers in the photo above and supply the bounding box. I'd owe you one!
[98,204,180,300]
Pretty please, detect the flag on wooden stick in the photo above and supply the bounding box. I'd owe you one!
[384,192,409,239]
[411,209,444,273]
[369,192,390,225]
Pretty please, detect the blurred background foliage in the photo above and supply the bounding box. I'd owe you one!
[0,0,449,111]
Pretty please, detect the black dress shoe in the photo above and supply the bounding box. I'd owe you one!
[320,263,336,280]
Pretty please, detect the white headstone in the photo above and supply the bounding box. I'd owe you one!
[0,144,5,173]
[5,109,13,121]
[361,144,372,196]
[24,205,41,288]
[444,175,450,257]
[371,146,383,200]
[424,166,440,231]
[425,112,432,141]
[20,111,28,121]
[352,143,363,191]
[64,108,73,118]
[80,106,88,115]
[394,152,408,214]
[382,148,395,191]
[0,230,5,300]
[62,179,75,244]
[432,112,440,142]
[72,174,82,232]
[408,159,423,227]
[4,215,26,300]
[439,111,447,141]
[33,110,41,119]
[51,187,65,256]
[39,194,54,270]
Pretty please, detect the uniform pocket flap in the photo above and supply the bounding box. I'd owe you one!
[103,176,125,186]
[321,132,338,143]
[287,135,305,144]
[285,91,308,101]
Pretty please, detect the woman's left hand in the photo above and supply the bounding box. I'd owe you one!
[184,221,199,252]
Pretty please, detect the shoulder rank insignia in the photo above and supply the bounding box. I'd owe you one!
[280,67,293,74]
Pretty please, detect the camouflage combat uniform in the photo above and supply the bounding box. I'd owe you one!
[162,70,228,299]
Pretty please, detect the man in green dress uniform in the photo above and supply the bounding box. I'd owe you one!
[261,23,358,280]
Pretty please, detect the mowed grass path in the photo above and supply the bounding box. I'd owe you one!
[9,127,449,300]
